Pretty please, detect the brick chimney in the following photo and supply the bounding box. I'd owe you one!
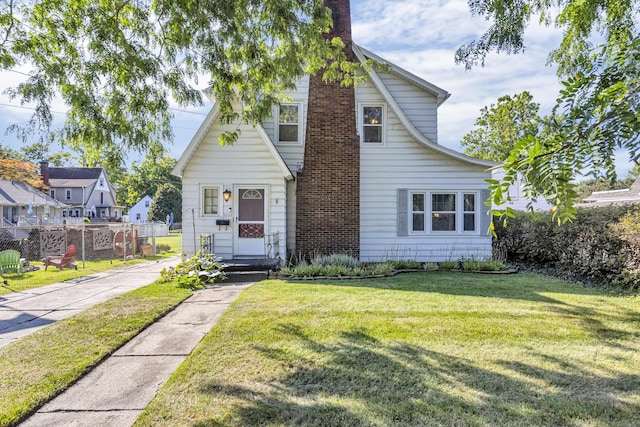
[295,0,360,260]
[40,160,50,186]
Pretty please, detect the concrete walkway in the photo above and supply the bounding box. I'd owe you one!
[19,282,251,427]
[0,256,255,426]
[0,256,182,348]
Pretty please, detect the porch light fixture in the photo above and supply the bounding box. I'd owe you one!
[223,189,232,202]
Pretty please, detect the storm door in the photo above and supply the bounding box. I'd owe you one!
[234,188,266,256]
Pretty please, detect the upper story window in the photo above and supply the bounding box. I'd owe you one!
[50,189,56,199]
[99,178,104,187]
[277,103,302,144]
[145,200,150,207]
[361,104,384,143]
[202,187,219,215]
[65,189,72,200]
[409,191,478,233]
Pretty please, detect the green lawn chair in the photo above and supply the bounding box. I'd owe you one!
[0,249,23,277]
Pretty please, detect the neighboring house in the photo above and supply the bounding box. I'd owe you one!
[40,161,122,220]
[0,179,68,226]
[172,0,496,261]
[577,176,640,208]
[491,169,554,212]
[127,195,153,223]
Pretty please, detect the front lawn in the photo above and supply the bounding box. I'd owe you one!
[137,272,640,426]
[0,281,191,426]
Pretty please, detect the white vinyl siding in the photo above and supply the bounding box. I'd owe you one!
[357,75,492,262]
[180,99,288,258]
[264,76,308,176]
[377,71,439,142]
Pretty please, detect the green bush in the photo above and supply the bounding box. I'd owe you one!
[439,260,459,270]
[161,252,226,290]
[493,206,640,290]
[389,260,422,270]
[156,243,171,253]
[311,254,361,268]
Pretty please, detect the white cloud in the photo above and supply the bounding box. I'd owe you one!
[351,0,564,152]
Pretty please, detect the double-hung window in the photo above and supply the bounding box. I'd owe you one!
[65,189,72,200]
[431,193,456,231]
[202,187,219,215]
[409,191,478,233]
[412,193,425,232]
[277,103,301,144]
[361,104,384,143]
[463,194,476,231]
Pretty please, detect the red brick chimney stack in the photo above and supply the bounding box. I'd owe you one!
[295,0,360,259]
[40,160,50,187]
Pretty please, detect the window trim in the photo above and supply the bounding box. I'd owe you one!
[408,191,480,234]
[65,188,72,200]
[359,103,386,144]
[275,102,303,145]
[201,186,221,216]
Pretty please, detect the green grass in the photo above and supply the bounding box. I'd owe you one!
[0,280,191,426]
[0,232,182,296]
[137,272,640,427]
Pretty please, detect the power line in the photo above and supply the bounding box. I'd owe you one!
[0,102,207,119]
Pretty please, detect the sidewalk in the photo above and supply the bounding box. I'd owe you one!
[20,282,252,427]
[0,256,182,348]
[0,256,256,426]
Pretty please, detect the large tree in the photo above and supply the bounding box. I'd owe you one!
[117,150,181,208]
[148,183,182,223]
[461,91,541,162]
[457,0,640,222]
[0,0,366,166]
[0,157,47,190]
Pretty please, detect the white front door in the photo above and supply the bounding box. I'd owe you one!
[234,188,266,256]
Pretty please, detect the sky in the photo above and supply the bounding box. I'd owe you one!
[0,0,631,176]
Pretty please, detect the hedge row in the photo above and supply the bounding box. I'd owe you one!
[493,205,640,291]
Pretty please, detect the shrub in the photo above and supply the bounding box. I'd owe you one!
[439,260,459,270]
[156,243,171,253]
[423,262,439,271]
[311,254,361,268]
[493,206,640,290]
[161,252,225,290]
[389,260,422,270]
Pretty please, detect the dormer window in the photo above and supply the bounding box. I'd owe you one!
[277,103,302,144]
[361,104,385,143]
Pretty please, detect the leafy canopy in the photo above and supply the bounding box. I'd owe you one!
[0,158,47,190]
[0,0,365,166]
[117,149,181,208]
[148,183,182,223]
[457,0,640,223]
[461,91,541,162]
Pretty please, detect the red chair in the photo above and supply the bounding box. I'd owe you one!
[43,245,78,271]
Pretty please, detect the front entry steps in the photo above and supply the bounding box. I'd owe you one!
[220,258,280,283]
